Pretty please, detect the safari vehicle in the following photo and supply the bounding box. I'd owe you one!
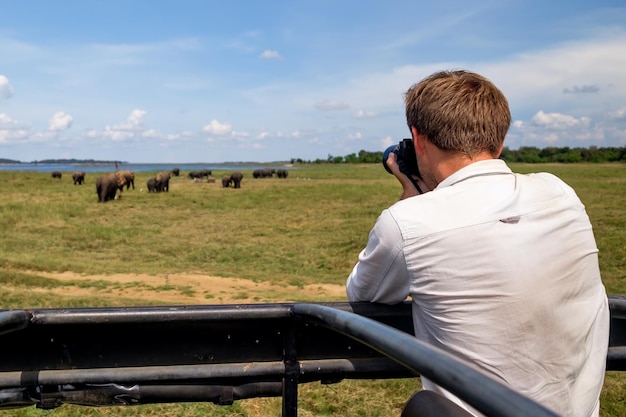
[0,297,624,417]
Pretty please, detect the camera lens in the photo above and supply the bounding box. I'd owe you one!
[382,145,397,174]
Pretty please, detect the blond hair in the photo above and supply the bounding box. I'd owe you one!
[405,70,511,157]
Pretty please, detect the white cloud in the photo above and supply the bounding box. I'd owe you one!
[347,131,363,140]
[231,130,249,138]
[0,75,13,101]
[0,113,17,128]
[141,129,160,138]
[607,107,626,119]
[381,136,395,149]
[260,50,281,59]
[353,110,379,119]
[48,112,73,131]
[202,119,232,135]
[0,114,33,144]
[0,129,29,144]
[314,100,349,111]
[88,109,150,142]
[563,85,600,94]
[127,109,147,127]
[475,33,626,114]
[102,127,134,142]
[530,111,591,129]
[507,110,617,148]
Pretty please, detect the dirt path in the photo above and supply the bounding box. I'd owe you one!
[34,271,348,305]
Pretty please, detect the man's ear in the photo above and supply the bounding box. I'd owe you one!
[494,143,504,158]
[410,126,426,156]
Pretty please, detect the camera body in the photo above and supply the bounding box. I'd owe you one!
[382,138,421,179]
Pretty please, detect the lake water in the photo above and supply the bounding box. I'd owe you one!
[0,162,293,173]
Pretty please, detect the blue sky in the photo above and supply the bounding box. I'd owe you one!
[1,1,625,163]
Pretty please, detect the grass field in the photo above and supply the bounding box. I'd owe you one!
[0,162,624,416]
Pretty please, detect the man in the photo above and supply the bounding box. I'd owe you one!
[346,70,609,416]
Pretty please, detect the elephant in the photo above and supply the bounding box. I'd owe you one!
[221,175,232,188]
[171,167,180,177]
[188,169,211,180]
[155,171,171,192]
[115,170,135,190]
[229,171,243,188]
[72,171,86,185]
[276,169,288,179]
[51,171,62,179]
[146,177,158,192]
[96,173,126,203]
[253,168,275,178]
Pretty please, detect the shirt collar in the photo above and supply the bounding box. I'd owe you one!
[436,159,513,189]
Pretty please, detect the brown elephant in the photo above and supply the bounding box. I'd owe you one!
[229,171,243,188]
[96,173,126,203]
[72,171,86,185]
[51,171,62,179]
[221,175,232,188]
[276,169,288,179]
[146,177,158,192]
[155,171,171,192]
[115,170,135,190]
[171,167,180,177]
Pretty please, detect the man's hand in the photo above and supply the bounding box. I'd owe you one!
[385,152,429,200]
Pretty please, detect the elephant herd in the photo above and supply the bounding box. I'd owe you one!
[252,168,288,178]
[50,166,290,203]
[50,170,86,184]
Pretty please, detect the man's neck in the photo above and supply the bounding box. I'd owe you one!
[434,151,496,184]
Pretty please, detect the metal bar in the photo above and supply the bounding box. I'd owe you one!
[0,383,287,409]
[282,319,299,417]
[0,311,30,336]
[0,362,284,386]
[27,303,295,325]
[608,346,626,360]
[0,299,622,414]
[0,358,412,387]
[291,303,559,417]
[608,296,626,319]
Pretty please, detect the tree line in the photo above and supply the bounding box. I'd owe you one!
[3,146,625,167]
[291,146,626,165]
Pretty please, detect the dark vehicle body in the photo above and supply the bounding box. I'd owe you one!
[0,298,624,416]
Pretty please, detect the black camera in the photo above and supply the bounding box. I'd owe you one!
[382,138,421,179]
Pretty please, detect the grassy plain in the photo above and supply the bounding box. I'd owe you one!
[0,163,624,416]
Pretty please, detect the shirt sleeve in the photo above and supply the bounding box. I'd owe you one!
[346,209,410,304]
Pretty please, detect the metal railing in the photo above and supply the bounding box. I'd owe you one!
[0,297,623,416]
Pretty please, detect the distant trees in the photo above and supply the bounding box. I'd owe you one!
[292,146,626,165]
[499,146,626,163]
[291,150,385,165]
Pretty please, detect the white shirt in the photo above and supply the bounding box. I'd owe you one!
[346,159,610,417]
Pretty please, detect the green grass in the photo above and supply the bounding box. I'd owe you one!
[0,167,401,286]
[0,163,624,417]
